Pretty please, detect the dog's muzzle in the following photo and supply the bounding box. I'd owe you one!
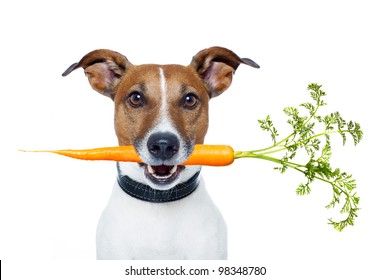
[144,132,183,185]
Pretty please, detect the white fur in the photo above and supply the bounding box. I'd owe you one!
[96,173,227,259]
[159,67,167,113]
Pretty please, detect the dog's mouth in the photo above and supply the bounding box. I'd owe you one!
[144,164,184,185]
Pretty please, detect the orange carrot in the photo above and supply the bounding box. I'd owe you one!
[21,144,235,166]
[183,145,234,166]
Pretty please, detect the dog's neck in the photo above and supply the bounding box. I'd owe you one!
[116,163,200,203]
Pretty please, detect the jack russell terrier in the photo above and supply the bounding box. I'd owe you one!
[62,47,259,259]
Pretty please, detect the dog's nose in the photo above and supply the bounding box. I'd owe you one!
[147,132,180,160]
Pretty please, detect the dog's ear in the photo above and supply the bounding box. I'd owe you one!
[190,47,259,98]
[62,49,132,100]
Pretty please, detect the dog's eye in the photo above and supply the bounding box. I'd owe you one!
[127,92,145,108]
[182,93,199,109]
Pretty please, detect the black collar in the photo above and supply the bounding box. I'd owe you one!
[117,164,200,203]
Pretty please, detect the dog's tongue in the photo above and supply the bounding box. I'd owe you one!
[154,165,173,175]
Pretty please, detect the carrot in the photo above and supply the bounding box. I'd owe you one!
[183,145,234,166]
[21,144,235,166]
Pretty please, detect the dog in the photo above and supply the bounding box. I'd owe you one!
[62,47,259,259]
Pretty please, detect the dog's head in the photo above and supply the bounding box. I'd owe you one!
[63,47,259,190]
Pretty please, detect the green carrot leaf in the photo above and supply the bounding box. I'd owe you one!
[236,83,362,231]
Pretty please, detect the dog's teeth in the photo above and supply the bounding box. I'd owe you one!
[169,165,178,174]
[147,165,155,174]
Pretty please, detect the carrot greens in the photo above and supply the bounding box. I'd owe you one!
[234,83,363,231]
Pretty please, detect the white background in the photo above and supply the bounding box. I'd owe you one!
[1,0,389,279]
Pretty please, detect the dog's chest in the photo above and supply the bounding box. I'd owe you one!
[96,178,227,259]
